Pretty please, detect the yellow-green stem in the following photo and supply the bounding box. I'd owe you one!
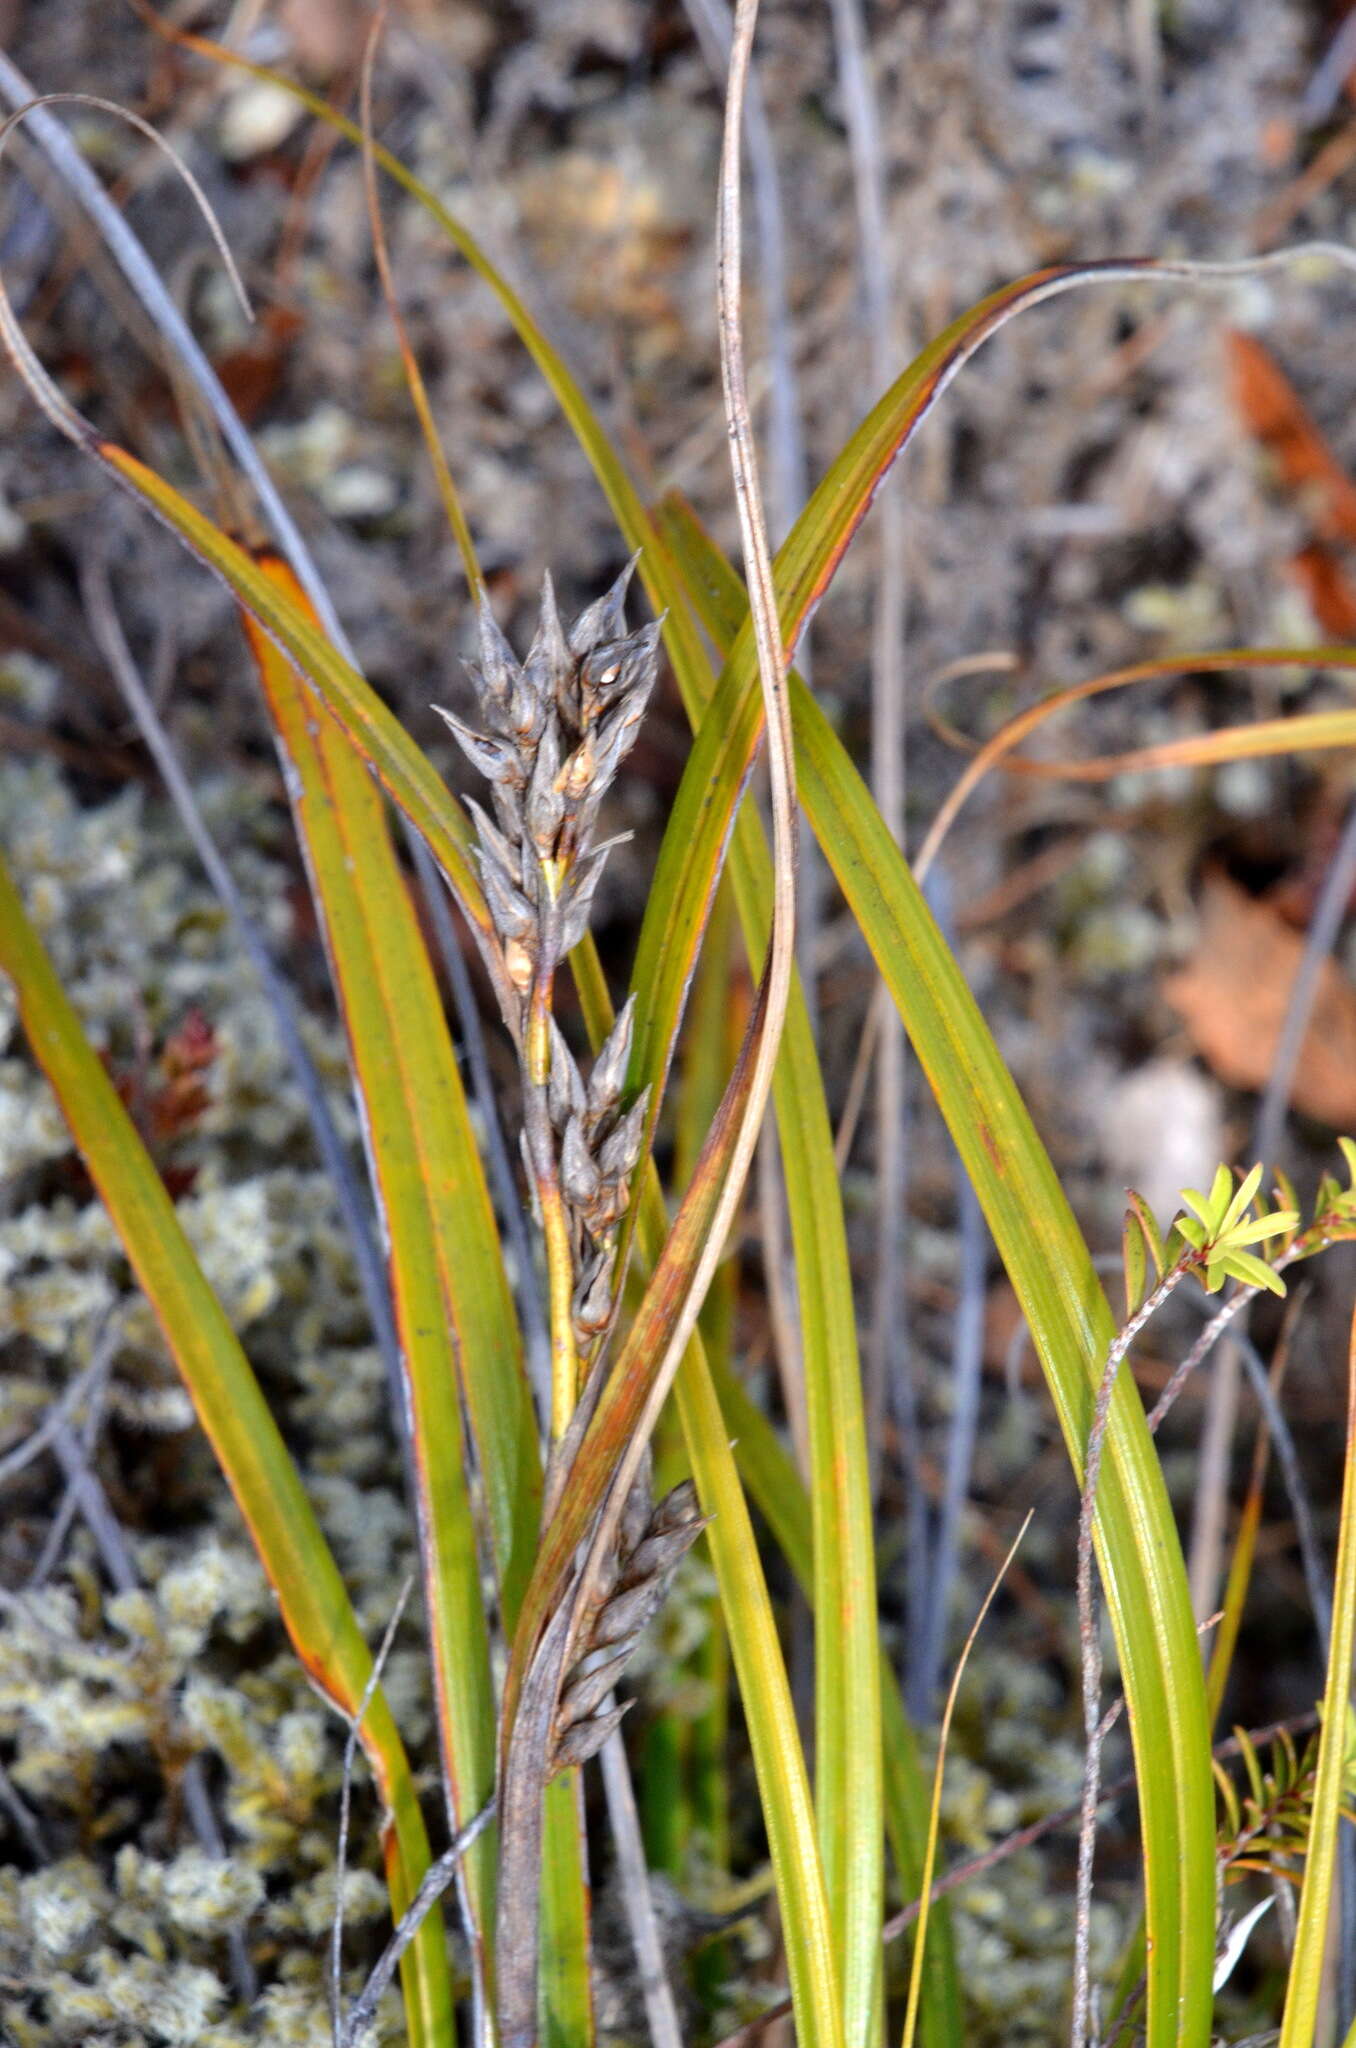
[542,1178,580,1437]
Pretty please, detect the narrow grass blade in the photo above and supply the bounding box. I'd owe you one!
[539,1775,594,2048]
[1277,1307,1356,2048]
[568,947,849,2048]
[663,876,740,1884]
[242,556,540,1618]
[239,560,545,1990]
[709,1350,964,2046]
[0,847,452,2048]
[902,1514,1032,2048]
[676,872,742,1360]
[669,1328,845,2048]
[655,494,1215,2048]
[917,646,1356,878]
[797,648,1213,2048]
[715,16,880,2042]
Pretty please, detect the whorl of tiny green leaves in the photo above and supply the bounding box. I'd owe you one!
[1123,1143,1356,1318]
[1175,1164,1298,1297]
[1313,1135,1356,1238]
[1214,1715,1356,1888]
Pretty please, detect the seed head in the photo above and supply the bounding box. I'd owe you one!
[433,568,661,1029]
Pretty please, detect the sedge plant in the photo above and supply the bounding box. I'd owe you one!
[3,9,1356,2048]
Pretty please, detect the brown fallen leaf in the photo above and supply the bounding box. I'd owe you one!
[1162,869,1356,1128]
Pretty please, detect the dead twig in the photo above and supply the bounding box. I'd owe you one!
[1070,1259,1192,2048]
[331,1577,416,2048]
[340,1794,500,2048]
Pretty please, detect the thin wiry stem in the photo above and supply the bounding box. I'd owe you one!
[340,1794,499,2048]
[1184,1328,1241,1623]
[678,0,806,550]
[598,1724,686,2048]
[0,1340,112,1489]
[676,0,820,1045]
[827,0,914,1561]
[1234,1334,1332,1656]
[1070,1258,1191,2048]
[27,1367,111,1591]
[42,1417,256,2002]
[1144,1260,1300,1437]
[331,1578,415,2048]
[712,0,800,1325]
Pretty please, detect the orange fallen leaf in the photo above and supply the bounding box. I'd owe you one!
[1227,331,1356,546]
[1288,541,1356,638]
[1162,869,1356,1128]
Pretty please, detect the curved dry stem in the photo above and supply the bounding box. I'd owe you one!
[547,0,805,1714]
[915,646,1356,883]
[0,90,250,441]
[495,7,805,2036]
[902,1510,1032,2048]
[358,7,481,602]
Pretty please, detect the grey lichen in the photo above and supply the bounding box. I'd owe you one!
[1,755,425,2043]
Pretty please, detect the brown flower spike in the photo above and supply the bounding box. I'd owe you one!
[434,560,662,1028]
[436,567,706,1789]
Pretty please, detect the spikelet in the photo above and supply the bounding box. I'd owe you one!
[435,571,658,1347]
[547,1478,708,1776]
[433,563,660,1037]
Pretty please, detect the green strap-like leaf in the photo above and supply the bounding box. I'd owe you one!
[709,1351,963,2044]
[241,561,542,1982]
[244,558,540,1614]
[0,845,452,2048]
[655,494,1216,2048]
[1278,1315,1356,2048]
[568,943,847,2048]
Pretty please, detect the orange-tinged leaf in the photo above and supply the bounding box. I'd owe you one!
[241,555,542,1988]
[654,489,1216,2048]
[0,844,452,2044]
